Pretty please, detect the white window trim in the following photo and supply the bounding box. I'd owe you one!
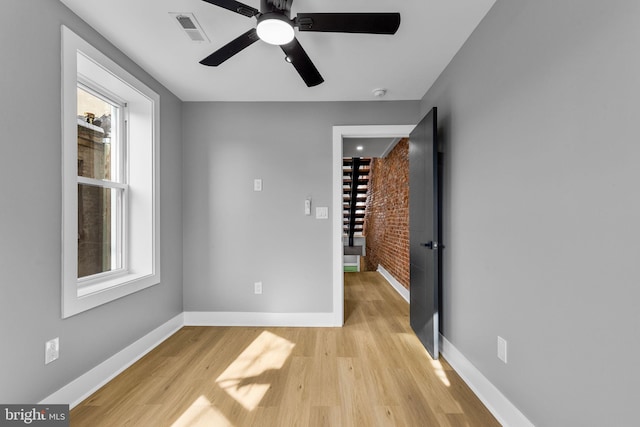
[61,26,160,318]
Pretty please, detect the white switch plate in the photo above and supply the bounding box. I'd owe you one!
[497,336,507,363]
[316,206,329,219]
[45,337,59,365]
[254,281,262,294]
[305,198,311,215]
[254,179,262,192]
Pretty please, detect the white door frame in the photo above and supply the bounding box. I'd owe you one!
[331,125,416,325]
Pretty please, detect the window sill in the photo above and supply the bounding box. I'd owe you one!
[78,271,155,298]
[63,271,160,318]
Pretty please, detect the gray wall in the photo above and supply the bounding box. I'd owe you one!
[422,1,640,425]
[6,0,637,423]
[182,102,418,312]
[0,0,183,403]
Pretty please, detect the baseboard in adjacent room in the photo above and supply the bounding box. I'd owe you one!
[377,264,410,303]
[40,313,184,409]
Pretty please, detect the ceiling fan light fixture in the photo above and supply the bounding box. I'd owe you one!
[256,14,295,45]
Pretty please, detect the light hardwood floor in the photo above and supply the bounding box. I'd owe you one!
[71,272,500,426]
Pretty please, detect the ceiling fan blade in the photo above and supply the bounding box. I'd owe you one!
[201,0,259,18]
[200,28,260,66]
[280,38,324,87]
[296,13,400,34]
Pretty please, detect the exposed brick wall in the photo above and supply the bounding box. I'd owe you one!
[363,138,410,289]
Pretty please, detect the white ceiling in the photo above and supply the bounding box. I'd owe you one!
[60,0,496,102]
[343,137,398,158]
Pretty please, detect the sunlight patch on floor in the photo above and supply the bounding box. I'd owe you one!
[397,332,451,387]
[397,332,424,352]
[215,331,295,411]
[171,395,234,427]
[431,359,451,387]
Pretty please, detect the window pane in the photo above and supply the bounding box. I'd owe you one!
[78,184,121,278]
[77,87,116,180]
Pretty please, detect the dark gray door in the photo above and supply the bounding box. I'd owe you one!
[409,107,441,359]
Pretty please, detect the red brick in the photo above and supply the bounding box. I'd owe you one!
[363,139,410,290]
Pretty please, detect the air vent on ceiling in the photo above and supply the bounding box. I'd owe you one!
[170,12,209,43]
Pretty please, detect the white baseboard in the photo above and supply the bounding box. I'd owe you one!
[440,335,534,427]
[184,311,340,327]
[38,296,531,426]
[40,313,184,409]
[39,310,339,408]
[377,264,410,303]
[376,266,532,426]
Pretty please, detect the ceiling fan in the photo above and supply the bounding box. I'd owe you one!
[200,0,401,87]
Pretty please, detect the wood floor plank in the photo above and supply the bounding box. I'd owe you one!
[308,405,341,426]
[306,331,340,407]
[336,357,377,426]
[273,356,312,426]
[71,272,500,427]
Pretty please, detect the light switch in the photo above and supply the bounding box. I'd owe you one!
[316,207,329,219]
[305,198,312,215]
[254,179,262,192]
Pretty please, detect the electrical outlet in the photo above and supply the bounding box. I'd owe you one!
[45,337,59,365]
[497,336,507,363]
[254,281,263,295]
[253,179,262,192]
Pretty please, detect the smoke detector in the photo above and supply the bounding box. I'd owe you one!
[170,12,210,43]
[372,88,387,98]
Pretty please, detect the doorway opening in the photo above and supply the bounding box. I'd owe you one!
[332,125,415,325]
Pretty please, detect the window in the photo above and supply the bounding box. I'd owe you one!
[76,86,125,280]
[61,26,160,318]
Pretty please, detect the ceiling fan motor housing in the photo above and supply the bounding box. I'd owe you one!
[261,0,292,16]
